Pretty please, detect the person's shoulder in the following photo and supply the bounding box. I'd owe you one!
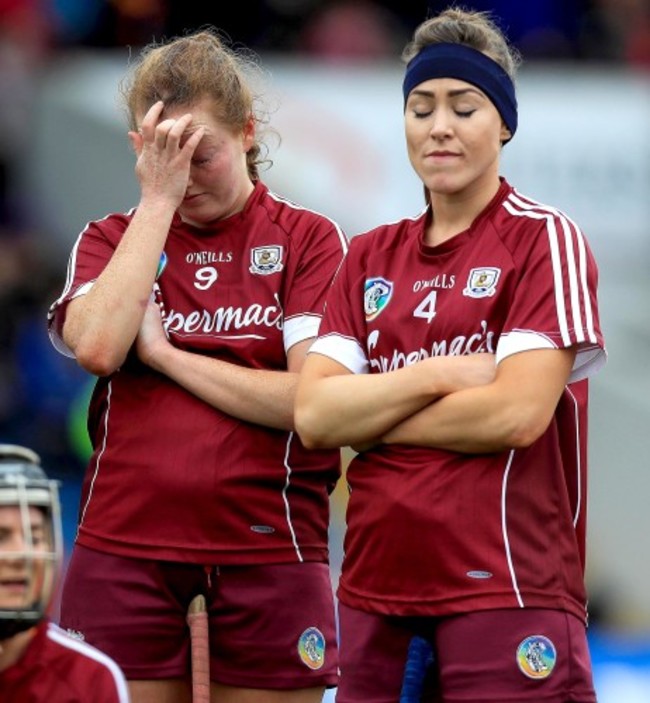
[349,208,426,253]
[45,622,107,661]
[257,182,344,235]
[84,208,136,236]
[499,185,582,233]
[45,622,128,701]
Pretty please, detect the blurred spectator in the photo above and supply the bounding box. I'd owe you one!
[38,0,650,67]
[296,0,408,61]
[0,1,88,476]
[0,231,90,475]
[52,0,167,48]
[0,0,52,225]
[427,0,586,59]
[579,0,650,67]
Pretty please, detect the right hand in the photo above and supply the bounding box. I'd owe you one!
[127,100,205,209]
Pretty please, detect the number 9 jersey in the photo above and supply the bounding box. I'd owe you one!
[47,181,348,567]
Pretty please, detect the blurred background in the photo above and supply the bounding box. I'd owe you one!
[1,0,649,699]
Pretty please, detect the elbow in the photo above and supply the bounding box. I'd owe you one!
[74,337,126,377]
[502,412,552,449]
[294,407,334,450]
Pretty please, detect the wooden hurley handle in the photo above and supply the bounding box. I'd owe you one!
[187,594,210,703]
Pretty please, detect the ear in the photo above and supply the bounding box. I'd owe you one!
[242,114,256,151]
[500,122,512,143]
[128,130,143,156]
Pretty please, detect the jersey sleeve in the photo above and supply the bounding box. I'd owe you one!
[45,623,131,703]
[309,235,370,374]
[47,215,127,357]
[282,215,349,351]
[496,200,606,382]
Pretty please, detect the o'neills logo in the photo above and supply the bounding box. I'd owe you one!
[164,301,283,336]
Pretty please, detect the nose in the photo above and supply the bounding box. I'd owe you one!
[429,108,453,140]
[2,551,27,567]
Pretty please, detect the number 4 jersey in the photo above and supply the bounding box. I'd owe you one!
[311,178,606,622]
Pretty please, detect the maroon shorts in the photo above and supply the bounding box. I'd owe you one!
[59,544,338,689]
[337,603,597,702]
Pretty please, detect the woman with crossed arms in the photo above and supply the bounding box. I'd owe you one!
[296,7,606,703]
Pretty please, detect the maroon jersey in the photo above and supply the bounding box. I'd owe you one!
[48,181,348,564]
[311,179,606,622]
[0,621,129,702]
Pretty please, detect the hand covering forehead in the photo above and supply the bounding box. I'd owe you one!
[402,42,517,141]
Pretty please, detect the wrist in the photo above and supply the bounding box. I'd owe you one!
[137,195,179,219]
[143,336,175,373]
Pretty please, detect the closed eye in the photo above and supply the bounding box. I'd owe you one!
[412,109,476,119]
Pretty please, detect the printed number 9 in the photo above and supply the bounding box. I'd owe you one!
[194,266,218,290]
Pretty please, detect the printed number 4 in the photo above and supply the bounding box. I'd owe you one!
[413,291,438,323]
[194,266,218,290]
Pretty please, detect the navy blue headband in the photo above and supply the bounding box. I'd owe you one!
[402,43,518,141]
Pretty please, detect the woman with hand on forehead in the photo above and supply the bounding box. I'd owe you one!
[296,7,606,703]
[48,28,346,703]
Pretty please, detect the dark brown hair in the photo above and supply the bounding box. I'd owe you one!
[402,6,521,80]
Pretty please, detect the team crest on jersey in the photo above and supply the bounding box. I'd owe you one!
[365,277,393,321]
[156,251,168,280]
[516,635,557,679]
[297,627,326,670]
[463,267,500,298]
[249,245,284,274]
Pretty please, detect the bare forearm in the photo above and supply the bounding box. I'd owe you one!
[295,362,444,449]
[148,343,298,430]
[63,200,176,373]
[296,352,497,450]
[382,349,576,453]
[382,385,517,453]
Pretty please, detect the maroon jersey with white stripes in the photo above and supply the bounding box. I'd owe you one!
[48,181,347,564]
[0,621,130,702]
[311,179,606,621]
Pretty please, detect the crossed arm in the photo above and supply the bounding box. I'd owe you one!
[133,299,308,430]
[294,346,576,454]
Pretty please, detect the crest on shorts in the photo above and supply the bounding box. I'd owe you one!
[297,626,325,670]
[365,277,393,321]
[516,635,557,679]
[249,245,284,275]
[463,267,500,298]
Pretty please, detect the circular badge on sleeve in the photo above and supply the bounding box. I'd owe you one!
[516,635,557,679]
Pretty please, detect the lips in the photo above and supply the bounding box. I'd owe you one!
[0,578,29,594]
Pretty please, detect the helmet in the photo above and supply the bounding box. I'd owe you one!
[0,444,62,641]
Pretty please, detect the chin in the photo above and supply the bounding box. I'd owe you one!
[426,179,463,196]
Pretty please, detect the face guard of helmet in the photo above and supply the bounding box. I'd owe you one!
[0,445,62,641]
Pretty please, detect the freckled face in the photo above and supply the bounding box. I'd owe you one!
[404,78,511,199]
[0,506,47,609]
[166,101,255,227]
